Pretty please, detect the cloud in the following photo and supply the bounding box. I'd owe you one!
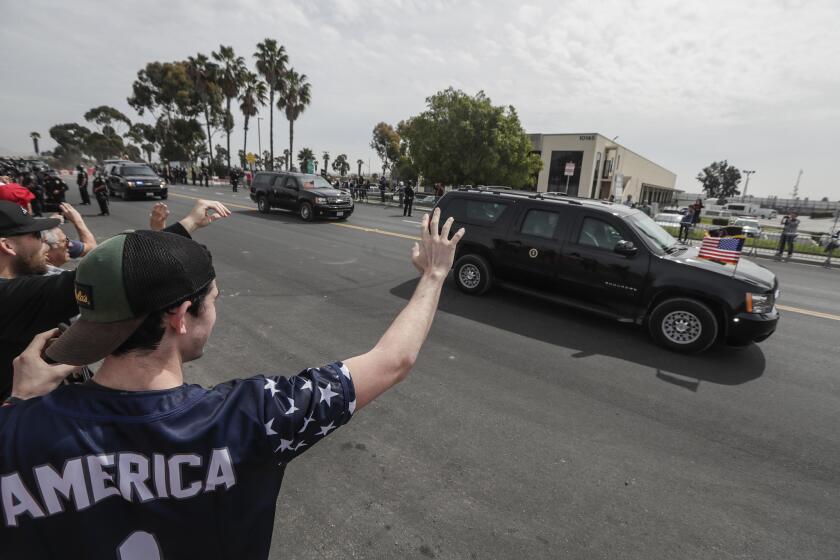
[1,0,838,197]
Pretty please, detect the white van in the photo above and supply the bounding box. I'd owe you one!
[724,203,777,219]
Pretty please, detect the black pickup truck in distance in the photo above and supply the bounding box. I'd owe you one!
[435,189,779,353]
[250,171,353,221]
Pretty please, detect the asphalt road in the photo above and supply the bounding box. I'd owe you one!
[59,184,840,559]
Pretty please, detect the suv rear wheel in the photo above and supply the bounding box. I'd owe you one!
[299,202,314,221]
[257,195,270,214]
[648,297,718,353]
[453,254,493,295]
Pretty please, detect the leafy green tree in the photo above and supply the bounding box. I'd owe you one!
[128,61,201,162]
[30,132,41,155]
[254,39,289,170]
[84,106,132,135]
[398,88,541,186]
[187,54,224,166]
[696,160,742,202]
[84,131,124,161]
[297,147,314,172]
[158,118,204,162]
[370,122,400,176]
[212,45,247,171]
[238,71,267,163]
[332,154,350,177]
[124,144,142,161]
[277,68,311,172]
[126,123,157,162]
[49,123,91,166]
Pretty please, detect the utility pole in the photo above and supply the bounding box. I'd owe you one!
[742,169,755,197]
[792,169,803,198]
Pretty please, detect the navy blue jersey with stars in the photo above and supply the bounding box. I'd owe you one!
[0,362,355,559]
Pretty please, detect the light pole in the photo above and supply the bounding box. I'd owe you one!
[256,117,263,169]
[742,169,755,198]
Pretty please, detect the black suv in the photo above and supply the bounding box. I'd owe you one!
[249,171,353,221]
[436,189,779,353]
[105,162,167,200]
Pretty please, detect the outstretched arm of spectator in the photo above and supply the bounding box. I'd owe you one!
[344,209,464,411]
[178,199,231,233]
[59,203,96,256]
[150,202,170,231]
[10,329,77,400]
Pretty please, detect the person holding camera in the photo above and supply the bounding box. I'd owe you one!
[775,212,800,261]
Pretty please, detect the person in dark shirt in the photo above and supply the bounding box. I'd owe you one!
[0,209,464,559]
[0,199,231,400]
[92,173,110,216]
[403,183,415,217]
[75,166,91,205]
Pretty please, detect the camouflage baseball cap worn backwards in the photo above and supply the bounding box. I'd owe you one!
[46,230,215,366]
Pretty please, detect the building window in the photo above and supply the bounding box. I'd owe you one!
[547,150,584,195]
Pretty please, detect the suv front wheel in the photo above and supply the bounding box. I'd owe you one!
[299,201,314,221]
[453,254,493,295]
[648,297,718,353]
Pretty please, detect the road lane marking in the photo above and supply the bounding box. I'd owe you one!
[776,304,840,321]
[402,219,423,225]
[165,192,840,322]
[331,222,420,241]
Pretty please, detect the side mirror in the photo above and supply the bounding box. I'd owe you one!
[614,240,638,256]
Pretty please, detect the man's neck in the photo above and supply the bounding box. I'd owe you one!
[94,350,185,391]
[0,259,17,279]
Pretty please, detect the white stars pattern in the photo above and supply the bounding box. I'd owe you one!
[264,418,277,436]
[319,383,339,407]
[263,378,279,397]
[317,422,336,437]
[262,363,354,460]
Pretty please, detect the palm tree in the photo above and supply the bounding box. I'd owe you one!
[332,154,350,177]
[357,159,364,178]
[30,132,40,155]
[276,68,311,172]
[322,151,330,176]
[282,149,291,171]
[297,147,314,172]
[238,71,267,164]
[186,54,220,167]
[212,45,247,171]
[254,39,289,170]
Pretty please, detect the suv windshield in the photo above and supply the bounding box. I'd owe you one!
[122,165,157,177]
[299,175,333,189]
[628,212,677,254]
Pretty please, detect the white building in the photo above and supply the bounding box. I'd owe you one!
[529,133,677,205]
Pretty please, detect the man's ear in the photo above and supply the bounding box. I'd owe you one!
[167,300,193,335]
[0,237,17,257]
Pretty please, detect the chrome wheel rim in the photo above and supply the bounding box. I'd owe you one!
[459,263,481,289]
[661,310,702,344]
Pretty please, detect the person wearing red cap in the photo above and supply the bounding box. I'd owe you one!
[0,181,35,214]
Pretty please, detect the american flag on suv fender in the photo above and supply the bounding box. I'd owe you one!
[698,236,745,264]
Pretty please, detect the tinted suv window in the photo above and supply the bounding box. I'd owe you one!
[272,175,287,187]
[253,173,272,187]
[447,198,508,225]
[521,209,560,239]
[578,217,623,250]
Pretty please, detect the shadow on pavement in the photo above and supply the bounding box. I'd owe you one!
[390,278,766,386]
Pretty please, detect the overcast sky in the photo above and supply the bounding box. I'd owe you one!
[2,0,838,198]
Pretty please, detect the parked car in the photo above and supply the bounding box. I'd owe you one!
[250,171,353,221]
[654,213,683,228]
[731,217,762,238]
[106,162,167,200]
[435,189,779,353]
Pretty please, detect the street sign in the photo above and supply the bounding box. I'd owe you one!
[246,152,256,164]
[564,162,575,176]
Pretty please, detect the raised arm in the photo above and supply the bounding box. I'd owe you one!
[177,199,232,233]
[59,203,96,256]
[344,208,464,411]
